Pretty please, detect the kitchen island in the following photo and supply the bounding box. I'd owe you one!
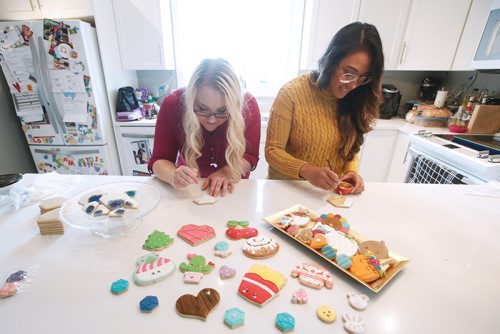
[0,174,499,333]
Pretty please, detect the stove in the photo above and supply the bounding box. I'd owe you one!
[407,133,500,183]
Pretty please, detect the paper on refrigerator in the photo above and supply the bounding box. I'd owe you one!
[49,69,85,93]
[0,47,37,93]
[61,92,88,123]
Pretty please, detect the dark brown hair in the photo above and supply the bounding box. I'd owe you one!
[312,22,383,162]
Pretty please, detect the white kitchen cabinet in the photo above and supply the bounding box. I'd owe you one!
[112,0,175,70]
[300,0,360,70]
[358,0,412,70]
[358,128,399,182]
[0,0,93,20]
[386,132,411,182]
[452,0,493,70]
[398,0,472,70]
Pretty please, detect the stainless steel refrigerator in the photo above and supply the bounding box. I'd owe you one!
[0,19,120,175]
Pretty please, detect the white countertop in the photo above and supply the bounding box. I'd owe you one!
[1,175,498,334]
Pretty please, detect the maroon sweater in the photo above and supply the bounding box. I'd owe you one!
[148,88,261,178]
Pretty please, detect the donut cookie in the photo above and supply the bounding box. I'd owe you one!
[275,312,295,333]
[291,263,333,289]
[242,236,279,259]
[316,305,336,323]
[176,288,220,320]
[238,264,286,307]
[347,290,370,311]
[224,307,245,329]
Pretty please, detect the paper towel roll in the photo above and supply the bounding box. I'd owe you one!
[434,90,448,108]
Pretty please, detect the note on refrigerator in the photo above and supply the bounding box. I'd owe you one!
[49,69,85,93]
[0,26,25,50]
[13,93,43,116]
[62,92,88,123]
[0,47,37,93]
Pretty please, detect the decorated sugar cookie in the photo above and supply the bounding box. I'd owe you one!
[214,241,232,258]
[78,190,105,205]
[242,236,279,259]
[349,254,382,283]
[238,264,286,307]
[110,279,129,295]
[291,288,308,304]
[324,230,358,257]
[179,254,214,274]
[99,193,128,210]
[310,233,328,249]
[317,305,336,323]
[143,230,174,251]
[343,313,365,334]
[347,290,370,311]
[359,240,389,259]
[183,271,204,284]
[193,193,218,205]
[291,263,333,289]
[177,224,216,246]
[140,295,159,313]
[296,228,313,244]
[93,204,109,217]
[133,254,175,286]
[82,201,99,215]
[219,265,236,280]
[275,312,295,333]
[176,288,220,320]
[224,307,245,329]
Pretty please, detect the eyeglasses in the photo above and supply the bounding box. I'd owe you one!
[194,109,230,119]
[339,70,372,85]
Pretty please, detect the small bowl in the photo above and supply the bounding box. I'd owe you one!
[336,182,353,195]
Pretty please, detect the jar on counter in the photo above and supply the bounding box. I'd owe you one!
[447,106,468,133]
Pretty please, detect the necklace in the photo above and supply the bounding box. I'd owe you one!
[208,132,220,169]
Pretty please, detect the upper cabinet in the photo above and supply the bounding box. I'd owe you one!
[398,0,472,70]
[111,0,175,70]
[299,0,360,70]
[358,0,412,70]
[0,0,93,20]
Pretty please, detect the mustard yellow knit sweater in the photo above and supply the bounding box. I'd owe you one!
[265,73,359,180]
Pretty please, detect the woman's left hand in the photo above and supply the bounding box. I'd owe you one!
[201,167,235,197]
[340,170,365,194]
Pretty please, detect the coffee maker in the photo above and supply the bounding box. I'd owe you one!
[419,76,440,101]
[380,84,401,119]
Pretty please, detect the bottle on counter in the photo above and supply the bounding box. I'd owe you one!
[447,106,468,133]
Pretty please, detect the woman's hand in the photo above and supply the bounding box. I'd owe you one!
[202,167,235,197]
[340,170,365,194]
[170,166,199,189]
[299,164,340,191]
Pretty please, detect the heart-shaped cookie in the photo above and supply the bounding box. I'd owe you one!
[175,288,220,320]
[177,224,216,246]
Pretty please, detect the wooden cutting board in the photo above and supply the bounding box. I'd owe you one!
[467,105,500,134]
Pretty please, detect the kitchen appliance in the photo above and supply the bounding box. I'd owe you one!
[419,76,440,101]
[0,19,120,175]
[380,84,401,119]
[471,0,500,70]
[404,132,500,184]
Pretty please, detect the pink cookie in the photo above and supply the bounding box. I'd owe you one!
[219,265,236,280]
[177,224,216,246]
[291,288,308,304]
[183,271,204,284]
[291,263,333,289]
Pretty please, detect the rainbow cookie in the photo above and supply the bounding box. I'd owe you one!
[176,288,220,320]
[291,263,333,289]
[143,230,174,251]
[238,264,286,307]
[133,254,175,286]
[242,236,279,259]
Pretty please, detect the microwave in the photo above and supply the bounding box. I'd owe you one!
[472,0,500,69]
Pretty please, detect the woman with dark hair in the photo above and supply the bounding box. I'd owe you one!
[265,22,383,194]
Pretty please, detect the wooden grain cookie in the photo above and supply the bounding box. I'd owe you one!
[175,288,220,320]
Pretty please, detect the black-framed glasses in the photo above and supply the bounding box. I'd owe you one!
[339,70,372,85]
[194,109,230,119]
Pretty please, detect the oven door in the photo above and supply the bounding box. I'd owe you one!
[404,146,486,185]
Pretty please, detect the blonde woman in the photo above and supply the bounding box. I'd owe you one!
[149,58,261,197]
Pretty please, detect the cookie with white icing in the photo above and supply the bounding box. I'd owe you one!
[324,230,358,257]
[133,255,175,286]
[242,236,279,259]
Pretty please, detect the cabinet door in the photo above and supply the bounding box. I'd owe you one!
[452,0,492,70]
[300,0,360,70]
[358,0,412,70]
[0,0,41,20]
[112,0,175,70]
[358,129,398,182]
[399,0,472,70]
[38,0,93,19]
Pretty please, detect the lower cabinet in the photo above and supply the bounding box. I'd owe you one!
[116,126,155,176]
[359,129,409,182]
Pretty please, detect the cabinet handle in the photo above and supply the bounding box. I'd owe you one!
[399,41,407,65]
[159,43,163,64]
[37,0,43,9]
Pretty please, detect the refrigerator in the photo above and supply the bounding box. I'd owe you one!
[0,19,121,175]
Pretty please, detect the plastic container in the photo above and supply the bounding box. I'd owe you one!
[413,116,449,128]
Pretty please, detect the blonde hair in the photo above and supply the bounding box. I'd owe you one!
[182,58,246,180]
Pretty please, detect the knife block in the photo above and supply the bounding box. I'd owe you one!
[467,105,500,134]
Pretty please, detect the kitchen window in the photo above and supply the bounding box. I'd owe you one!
[170,0,305,97]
